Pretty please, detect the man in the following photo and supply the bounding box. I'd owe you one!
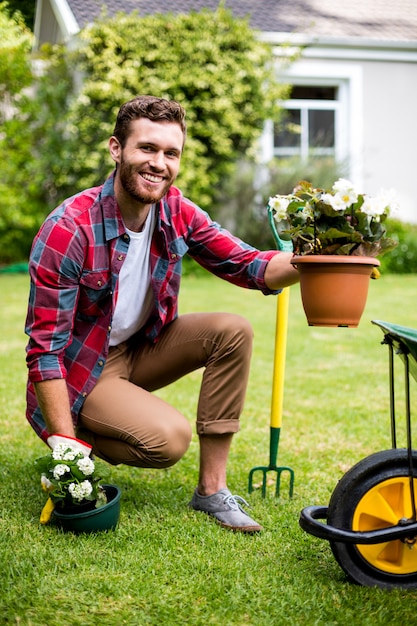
[25,95,299,532]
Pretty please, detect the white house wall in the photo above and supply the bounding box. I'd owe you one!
[361,59,417,223]
[34,0,62,46]
[34,0,79,47]
[274,50,417,223]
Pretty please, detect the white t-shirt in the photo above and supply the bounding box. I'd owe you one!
[109,207,156,346]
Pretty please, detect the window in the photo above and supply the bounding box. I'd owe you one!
[274,86,339,159]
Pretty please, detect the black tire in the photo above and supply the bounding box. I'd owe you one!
[327,448,417,589]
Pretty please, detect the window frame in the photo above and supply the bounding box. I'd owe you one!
[261,61,363,185]
[274,91,339,158]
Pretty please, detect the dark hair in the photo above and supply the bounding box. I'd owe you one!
[112,95,187,147]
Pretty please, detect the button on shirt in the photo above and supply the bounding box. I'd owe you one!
[25,172,279,441]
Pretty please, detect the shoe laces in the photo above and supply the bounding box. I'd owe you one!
[223,493,251,511]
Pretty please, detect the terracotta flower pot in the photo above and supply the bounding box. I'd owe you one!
[53,484,121,533]
[290,255,380,327]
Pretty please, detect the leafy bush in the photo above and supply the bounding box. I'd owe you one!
[64,7,285,208]
[0,3,33,103]
[213,156,348,250]
[0,6,285,263]
[0,0,35,29]
[379,219,417,274]
[0,45,73,263]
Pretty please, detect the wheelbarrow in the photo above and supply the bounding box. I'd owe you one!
[299,320,417,589]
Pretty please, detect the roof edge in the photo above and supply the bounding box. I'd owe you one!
[259,31,417,51]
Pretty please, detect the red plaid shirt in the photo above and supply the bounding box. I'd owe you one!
[25,172,278,441]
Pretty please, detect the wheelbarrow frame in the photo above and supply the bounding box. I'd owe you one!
[300,320,417,545]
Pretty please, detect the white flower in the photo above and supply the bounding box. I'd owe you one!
[77,457,95,476]
[376,188,400,217]
[331,178,359,208]
[321,192,347,212]
[51,443,68,460]
[52,463,71,479]
[333,178,358,196]
[360,197,384,220]
[52,443,78,462]
[68,480,93,502]
[332,178,354,191]
[269,195,291,220]
[361,198,381,219]
[360,188,399,221]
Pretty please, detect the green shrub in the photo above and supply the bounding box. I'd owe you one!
[213,156,348,250]
[0,7,286,264]
[0,44,73,264]
[379,219,417,274]
[63,7,284,210]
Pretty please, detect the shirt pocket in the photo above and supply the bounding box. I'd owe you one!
[77,270,112,318]
[168,237,189,261]
[165,238,189,295]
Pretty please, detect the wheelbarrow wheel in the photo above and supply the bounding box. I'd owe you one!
[327,448,417,589]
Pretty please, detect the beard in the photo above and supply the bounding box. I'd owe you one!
[118,159,173,205]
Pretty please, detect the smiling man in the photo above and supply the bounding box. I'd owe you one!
[25,95,299,533]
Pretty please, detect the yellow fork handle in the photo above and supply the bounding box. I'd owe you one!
[270,288,290,429]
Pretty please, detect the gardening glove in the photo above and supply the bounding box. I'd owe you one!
[39,475,55,524]
[47,434,92,457]
[40,497,55,524]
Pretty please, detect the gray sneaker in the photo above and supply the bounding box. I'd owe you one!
[189,488,263,532]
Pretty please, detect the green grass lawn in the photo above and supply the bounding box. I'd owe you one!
[1,270,417,625]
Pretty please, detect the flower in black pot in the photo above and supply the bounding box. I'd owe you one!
[35,441,110,523]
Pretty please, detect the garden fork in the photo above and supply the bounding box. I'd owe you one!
[248,209,295,497]
[248,288,294,497]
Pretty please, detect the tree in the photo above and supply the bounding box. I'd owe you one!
[0,3,33,104]
[0,6,72,262]
[65,7,285,209]
[0,0,36,30]
[0,4,37,262]
[0,6,286,262]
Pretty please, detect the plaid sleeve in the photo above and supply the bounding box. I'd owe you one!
[184,203,279,294]
[25,216,83,382]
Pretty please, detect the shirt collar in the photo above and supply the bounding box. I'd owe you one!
[100,171,126,241]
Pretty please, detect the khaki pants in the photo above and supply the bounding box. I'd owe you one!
[77,312,253,468]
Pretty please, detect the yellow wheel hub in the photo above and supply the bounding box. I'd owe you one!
[353,476,417,574]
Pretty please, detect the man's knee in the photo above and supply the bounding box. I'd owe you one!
[219,314,254,362]
[151,418,193,468]
[78,415,193,469]
[230,314,253,343]
[213,313,253,350]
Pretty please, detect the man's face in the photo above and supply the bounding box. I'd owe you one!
[110,117,184,206]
